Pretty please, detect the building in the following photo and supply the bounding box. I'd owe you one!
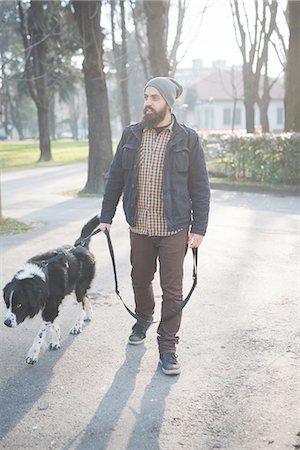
[174,59,284,133]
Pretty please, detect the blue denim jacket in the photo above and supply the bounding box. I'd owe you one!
[100,116,210,235]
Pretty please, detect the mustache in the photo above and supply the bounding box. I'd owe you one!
[143,106,155,113]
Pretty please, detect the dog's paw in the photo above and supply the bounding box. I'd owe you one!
[69,324,83,335]
[26,355,38,365]
[48,324,61,350]
[49,342,61,351]
[26,347,40,365]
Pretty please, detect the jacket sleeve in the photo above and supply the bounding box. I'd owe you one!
[99,129,127,224]
[188,130,210,235]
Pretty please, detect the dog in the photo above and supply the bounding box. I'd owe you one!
[3,222,97,365]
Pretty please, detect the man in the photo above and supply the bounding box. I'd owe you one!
[99,77,210,375]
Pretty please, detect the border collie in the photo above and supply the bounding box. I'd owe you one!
[3,223,97,365]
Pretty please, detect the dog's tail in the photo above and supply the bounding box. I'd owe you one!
[75,215,100,248]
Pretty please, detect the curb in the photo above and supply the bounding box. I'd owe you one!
[210,182,300,197]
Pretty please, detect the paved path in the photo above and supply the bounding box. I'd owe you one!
[0,164,299,450]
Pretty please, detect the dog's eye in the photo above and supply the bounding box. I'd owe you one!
[16,304,22,309]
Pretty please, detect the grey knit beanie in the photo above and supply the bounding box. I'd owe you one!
[144,77,183,108]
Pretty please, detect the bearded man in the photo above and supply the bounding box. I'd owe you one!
[98,77,210,375]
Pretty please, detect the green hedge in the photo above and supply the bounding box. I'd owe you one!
[202,133,300,185]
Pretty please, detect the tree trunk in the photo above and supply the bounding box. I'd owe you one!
[1,55,9,139]
[73,1,112,194]
[37,104,51,160]
[143,1,169,77]
[119,0,131,126]
[49,96,56,140]
[244,100,255,133]
[243,64,256,133]
[258,71,271,133]
[8,89,24,140]
[259,102,270,133]
[110,0,131,128]
[28,1,52,161]
[69,96,79,140]
[130,0,150,80]
[285,1,300,131]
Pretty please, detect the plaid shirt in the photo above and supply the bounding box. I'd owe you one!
[131,123,181,236]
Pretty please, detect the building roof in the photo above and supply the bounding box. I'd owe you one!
[183,69,284,102]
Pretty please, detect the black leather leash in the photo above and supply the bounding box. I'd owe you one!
[101,228,198,326]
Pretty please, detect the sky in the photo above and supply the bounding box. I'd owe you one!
[175,0,289,77]
[101,0,289,78]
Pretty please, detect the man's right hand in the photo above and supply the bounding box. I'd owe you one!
[98,223,112,232]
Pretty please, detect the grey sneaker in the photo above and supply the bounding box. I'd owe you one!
[128,322,147,345]
[159,352,181,375]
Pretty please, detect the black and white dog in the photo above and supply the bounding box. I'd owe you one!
[3,220,99,365]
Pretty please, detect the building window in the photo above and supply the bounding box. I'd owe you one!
[234,108,241,125]
[223,108,231,126]
[277,107,283,125]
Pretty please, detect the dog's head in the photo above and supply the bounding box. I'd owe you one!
[3,263,48,327]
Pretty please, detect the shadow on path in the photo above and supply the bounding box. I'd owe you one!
[125,366,179,450]
[0,334,75,440]
[70,345,146,450]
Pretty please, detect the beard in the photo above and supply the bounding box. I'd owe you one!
[141,104,169,129]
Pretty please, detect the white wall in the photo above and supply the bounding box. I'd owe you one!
[191,99,284,132]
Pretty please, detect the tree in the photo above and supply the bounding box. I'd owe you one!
[1,1,82,142]
[110,0,131,127]
[0,1,29,140]
[73,1,113,194]
[18,0,52,161]
[285,1,300,131]
[130,0,209,80]
[256,58,281,133]
[230,0,278,133]
[130,0,150,80]
[143,0,170,77]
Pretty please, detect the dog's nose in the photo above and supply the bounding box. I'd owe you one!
[4,318,12,327]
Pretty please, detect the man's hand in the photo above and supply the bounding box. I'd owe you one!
[98,223,112,232]
[188,233,204,248]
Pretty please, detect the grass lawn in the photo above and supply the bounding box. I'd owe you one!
[0,217,33,235]
[0,139,89,170]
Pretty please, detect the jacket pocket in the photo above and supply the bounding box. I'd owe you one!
[174,148,190,172]
[122,144,136,169]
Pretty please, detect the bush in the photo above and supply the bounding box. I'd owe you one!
[202,133,300,185]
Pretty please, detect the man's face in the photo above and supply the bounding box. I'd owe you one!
[142,86,169,128]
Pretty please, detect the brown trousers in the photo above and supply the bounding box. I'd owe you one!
[130,229,188,353]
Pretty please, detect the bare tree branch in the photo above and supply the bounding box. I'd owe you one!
[174,0,211,70]
[168,0,186,75]
[129,0,149,80]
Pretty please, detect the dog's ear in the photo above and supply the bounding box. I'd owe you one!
[22,278,48,315]
[3,282,15,307]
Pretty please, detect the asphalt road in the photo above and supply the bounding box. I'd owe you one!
[0,163,299,450]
